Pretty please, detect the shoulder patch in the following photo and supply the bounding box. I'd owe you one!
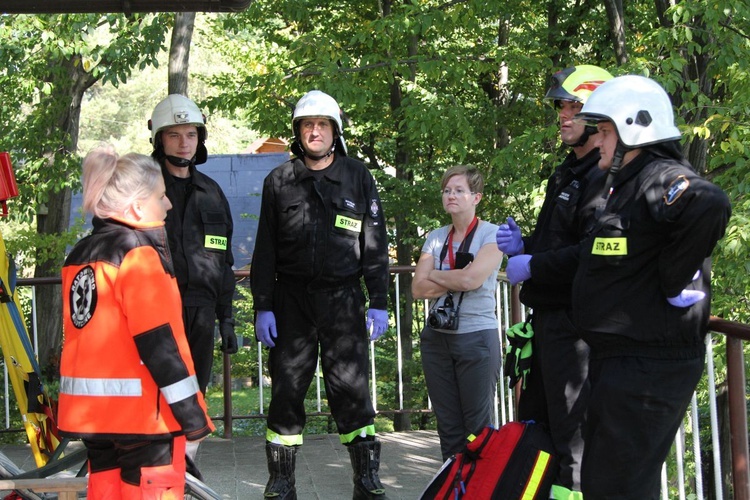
[370,199,380,218]
[664,175,690,205]
[69,266,97,329]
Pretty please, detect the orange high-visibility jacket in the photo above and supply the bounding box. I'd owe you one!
[58,217,214,441]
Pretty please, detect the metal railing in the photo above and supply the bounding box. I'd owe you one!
[9,269,750,499]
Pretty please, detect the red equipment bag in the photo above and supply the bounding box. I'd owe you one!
[419,421,558,500]
[0,152,19,217]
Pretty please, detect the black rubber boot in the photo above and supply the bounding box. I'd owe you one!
[348,440,387,499]
[264,443,297,499]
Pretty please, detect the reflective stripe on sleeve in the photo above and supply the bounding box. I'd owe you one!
[60,376,142,397]
[160,375,200,404]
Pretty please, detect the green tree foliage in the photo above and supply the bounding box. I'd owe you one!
[0,13,169,225]
[652,0,750,324]
[0,13,171,370]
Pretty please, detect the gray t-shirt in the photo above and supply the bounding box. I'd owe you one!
[421,220,501,334]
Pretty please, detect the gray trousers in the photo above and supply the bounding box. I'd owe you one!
[420,327,501,461]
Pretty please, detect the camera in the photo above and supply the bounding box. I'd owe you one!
[428,293,460,330]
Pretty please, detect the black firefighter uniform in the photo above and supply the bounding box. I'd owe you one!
[251,155,389,445]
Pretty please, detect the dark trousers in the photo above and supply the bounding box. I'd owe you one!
[267,281,375,438]
[581,354,704,499]
[421,327,501,461]
[85,436,185,487]
[183,305,216,394]
[517,307,589,490]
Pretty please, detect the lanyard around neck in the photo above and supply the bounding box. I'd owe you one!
[440,216,479,269]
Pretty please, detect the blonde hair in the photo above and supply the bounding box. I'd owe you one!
[81,145,163,219]
[441,165,484,193]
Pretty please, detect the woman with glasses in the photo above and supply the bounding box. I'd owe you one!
[412,165,504,461]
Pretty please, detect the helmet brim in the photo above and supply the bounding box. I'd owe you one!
[573,112,609,126]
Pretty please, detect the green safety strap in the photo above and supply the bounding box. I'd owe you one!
[504,316,534,389]
[550,484,584,500]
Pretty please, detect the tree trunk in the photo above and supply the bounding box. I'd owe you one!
[390,77,417,432]
[36,56,97,376]
[653,5,711,174]
[653,0,675,27]
[384,0,419,429]
[495,18,511,149]
[681,19,711,176]
[168,12,196,96]
[602,0,628,65]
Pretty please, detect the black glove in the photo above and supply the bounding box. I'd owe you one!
[219,319,238,354]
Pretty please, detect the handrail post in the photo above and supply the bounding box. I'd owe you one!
[727,336,749,499]
[510,284,522,410]
[222,352,233,439]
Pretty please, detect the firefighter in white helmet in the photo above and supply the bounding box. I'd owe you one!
[149,94,237,478]
[572,75,731,498]
[495,64,613,499]
[251,90,389,499]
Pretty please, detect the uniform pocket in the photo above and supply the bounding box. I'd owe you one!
[278,199,305,245]
[331,198,364,239]
[588,213,629,269]
[200,211,229,253]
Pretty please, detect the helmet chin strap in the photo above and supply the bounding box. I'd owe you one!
[609,141,627,176]
[304,146,335,162]
[595,141,628,219]
[165,155,195,169]
[293,138,337,162]
[566,125,597,148]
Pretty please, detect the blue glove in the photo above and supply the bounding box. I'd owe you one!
[496,217,524,256]
[667,271,705,307]
[506,254,532,286]
[667,290,706,308]
[366,309,389,341]
[255,310,277,348]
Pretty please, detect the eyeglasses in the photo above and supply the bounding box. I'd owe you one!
[442,188,476,197]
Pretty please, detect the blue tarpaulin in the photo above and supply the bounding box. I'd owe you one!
[69,152,289,270]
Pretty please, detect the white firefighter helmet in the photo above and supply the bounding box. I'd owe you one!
[292,90,343,135]
[575,75,681,148]
[291,90,347,157]
[148,94,207,144]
